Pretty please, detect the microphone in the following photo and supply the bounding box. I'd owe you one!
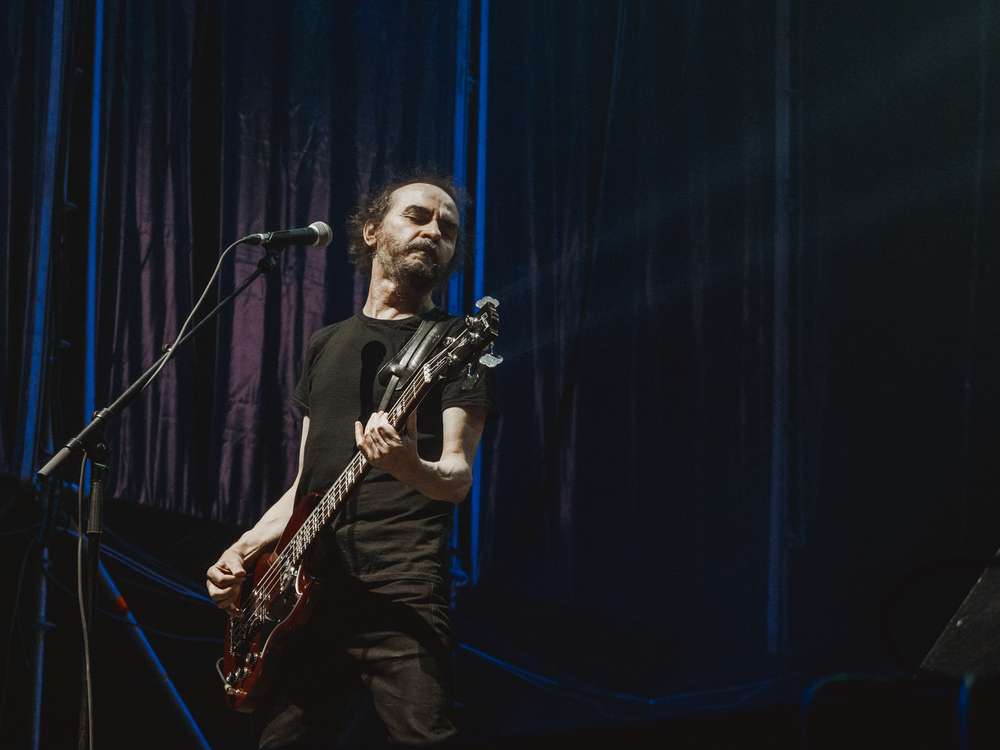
[242,221,333,249]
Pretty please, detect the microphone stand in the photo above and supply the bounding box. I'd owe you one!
[36,246,282,750]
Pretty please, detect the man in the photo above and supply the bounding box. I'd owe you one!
[206,174,499,747]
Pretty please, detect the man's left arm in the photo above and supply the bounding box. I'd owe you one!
[355,405,487,504]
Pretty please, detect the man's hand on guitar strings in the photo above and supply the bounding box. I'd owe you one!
[355,410,420,476]
[207,549,249,617]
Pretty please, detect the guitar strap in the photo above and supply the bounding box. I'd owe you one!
[377,310,452,412]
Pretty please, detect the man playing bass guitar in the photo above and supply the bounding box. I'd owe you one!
[206,174,499,747]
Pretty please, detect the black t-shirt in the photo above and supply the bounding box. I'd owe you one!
[291,309,499,586]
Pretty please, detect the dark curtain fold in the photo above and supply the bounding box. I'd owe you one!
[1,0,65,476]
[794,0,1000,674]
[472,0,777,692]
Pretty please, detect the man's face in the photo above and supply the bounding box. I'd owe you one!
[365,183,460,293]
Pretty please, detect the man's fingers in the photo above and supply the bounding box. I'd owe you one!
[209,585,245,617]
[206,578,235,598]
[218,589,242,613]
[208,571,241,587]
[207,578,240,600]
[206,558,249,613]
[207,563,246,587]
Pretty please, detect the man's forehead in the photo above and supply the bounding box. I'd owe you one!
[389,183,458,217]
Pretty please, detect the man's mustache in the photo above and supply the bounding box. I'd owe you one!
[406,238,439,262]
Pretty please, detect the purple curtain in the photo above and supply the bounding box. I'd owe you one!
[77,0,459,526]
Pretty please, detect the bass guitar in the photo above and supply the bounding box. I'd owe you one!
[218,298,499,712]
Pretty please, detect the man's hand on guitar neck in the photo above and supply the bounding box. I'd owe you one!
[355,409,421,477]
[354,405,487,505]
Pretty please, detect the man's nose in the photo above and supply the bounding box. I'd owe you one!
[420,220,442,240]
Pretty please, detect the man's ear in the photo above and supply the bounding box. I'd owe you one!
[363,221,378,247]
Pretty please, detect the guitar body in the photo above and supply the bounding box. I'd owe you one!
[222,491,325,712]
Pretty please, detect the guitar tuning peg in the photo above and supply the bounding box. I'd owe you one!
[476,296,499,309]
[479,343,503,368]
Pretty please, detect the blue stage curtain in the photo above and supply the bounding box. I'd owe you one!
[0,0,74,478]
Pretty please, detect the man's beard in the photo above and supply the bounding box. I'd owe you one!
[375,235,450,293]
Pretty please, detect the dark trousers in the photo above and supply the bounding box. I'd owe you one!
[253,575,456,748]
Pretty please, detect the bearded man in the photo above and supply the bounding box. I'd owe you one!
[206,174,499,747]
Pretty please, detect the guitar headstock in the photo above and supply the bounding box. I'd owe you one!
[429,297,501,381]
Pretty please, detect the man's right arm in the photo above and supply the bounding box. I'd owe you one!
[205,416,310,616]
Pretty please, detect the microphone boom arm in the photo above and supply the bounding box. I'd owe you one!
[37,251,282,481]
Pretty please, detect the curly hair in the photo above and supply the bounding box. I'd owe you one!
[345,171,467,281]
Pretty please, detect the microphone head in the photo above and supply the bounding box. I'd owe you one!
[309,221,333,248]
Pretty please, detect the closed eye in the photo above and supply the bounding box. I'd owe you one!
[403,206,459,240]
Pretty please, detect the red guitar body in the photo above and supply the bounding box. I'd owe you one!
[221,490,325,712]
